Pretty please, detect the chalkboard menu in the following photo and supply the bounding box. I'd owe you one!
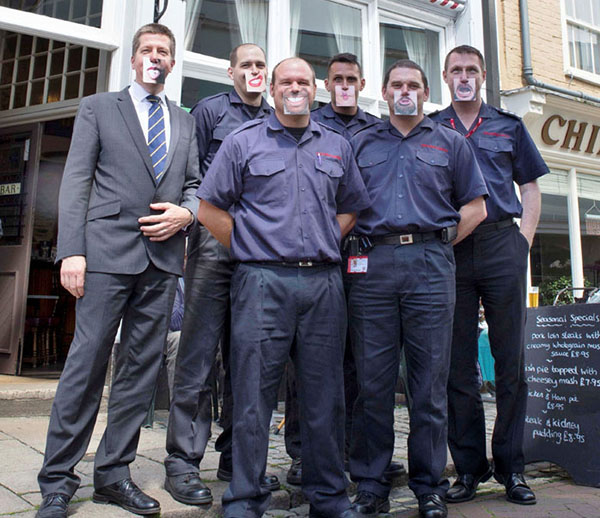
[523,303,600,487]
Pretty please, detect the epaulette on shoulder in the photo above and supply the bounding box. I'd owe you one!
[428,109,442,118]
[231,118,264,135]
[315,120,343,135]
[494,105,522,121]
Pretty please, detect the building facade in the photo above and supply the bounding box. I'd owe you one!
[497,0,600,305]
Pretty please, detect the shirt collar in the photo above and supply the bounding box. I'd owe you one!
[380,116,434,136]
[130,81,167,104]
[322,102,367,123]
[267,112,322,137]
[229,89,271,112]
[442,100,493,121]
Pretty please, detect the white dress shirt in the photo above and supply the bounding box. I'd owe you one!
[129,80,171,153]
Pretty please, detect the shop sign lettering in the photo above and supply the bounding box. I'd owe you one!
[541,115,600,154]
[0,182,21,196]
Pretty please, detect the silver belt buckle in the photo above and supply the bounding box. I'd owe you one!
[399,234,414,245]
[298,260,313,267]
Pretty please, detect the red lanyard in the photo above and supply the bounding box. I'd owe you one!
[450,117,483,139]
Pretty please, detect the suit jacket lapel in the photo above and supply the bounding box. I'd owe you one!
[161,99,180,179]
[116,88,156,184]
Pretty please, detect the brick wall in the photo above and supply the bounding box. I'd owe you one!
[496,0,600,97]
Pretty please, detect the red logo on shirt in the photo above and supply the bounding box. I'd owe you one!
[483,131,510,138]
[317,152,342,160]
[421,144,448,153]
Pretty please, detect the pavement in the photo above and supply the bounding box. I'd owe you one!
[1,376,599,518]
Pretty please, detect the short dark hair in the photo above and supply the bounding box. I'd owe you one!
[444,45,486,71]
[383,59,428,90]
[327,53,363,77]
[132,23,176,57]
[229,43,266,67]
[271,57,316,85]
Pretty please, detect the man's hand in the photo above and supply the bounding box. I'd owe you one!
[138,202,194,242]
[61,255,86,298]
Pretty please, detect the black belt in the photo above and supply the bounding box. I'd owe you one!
[244,261,335,268]
[371,231,441,246]
[471,218,514,235]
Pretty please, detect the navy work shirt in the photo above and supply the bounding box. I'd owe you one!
[190,90,272,177]
[311,103,380,140]
[430,102,548,223]
[197,114,371,263]
[351,117,488,236]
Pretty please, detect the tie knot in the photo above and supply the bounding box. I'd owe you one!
[147,95,161,104]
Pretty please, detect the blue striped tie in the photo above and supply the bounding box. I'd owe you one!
[147,95,167,182]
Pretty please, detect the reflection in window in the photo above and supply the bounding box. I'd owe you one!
[380,22,441,104]
[185,0,268,59]
[291,0,362,79]
[578,173,600,287]
[0,0,103,28]
[533,171,571,304]
[180,77,233,111]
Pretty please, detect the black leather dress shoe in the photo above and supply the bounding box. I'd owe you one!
[494,472,536,505]
[446,465,493,503]
[93,478,160,515]
[217,457,280,491]
[383,460,406,480]
[417,493,447,518]
[37,493,70,518]
[165,473,212,505]
[351,491,390,515]
[286,457,302,485]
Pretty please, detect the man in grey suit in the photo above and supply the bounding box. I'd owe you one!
[36,23,200,518]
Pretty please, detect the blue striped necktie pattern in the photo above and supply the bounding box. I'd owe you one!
[146,95,167,182]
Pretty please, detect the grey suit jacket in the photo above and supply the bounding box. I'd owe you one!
[56,87,200,276]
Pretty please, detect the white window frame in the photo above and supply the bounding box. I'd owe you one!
[561,0,600,86]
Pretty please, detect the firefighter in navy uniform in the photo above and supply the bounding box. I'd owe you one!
[430,45,548,506]
[164,43,278,505]
[347,59,488,518]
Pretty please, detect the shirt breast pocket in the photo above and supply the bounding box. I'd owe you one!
[415,149,450,193]
[357,152,388,189]
[478,136,514,172]
[315,158,344,199]
[247,158,287,205]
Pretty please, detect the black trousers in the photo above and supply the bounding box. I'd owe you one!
[165,226,235,475]
[223,263,350,518]
[347,240,455,499]
[448,223,529,476]
[38,265,177,496]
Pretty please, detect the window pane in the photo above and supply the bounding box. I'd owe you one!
[565,0,574,18]
[181,77,234,110]
[0,86,10,110]
[83,70,97,96]
[16,57,30,81]
[380,22,441,104]
[85,47,100,69]
[50,50,65,75]
[36,37,50,53]
[291,0,362,80]
[574,0,591,21]
[0,0,104,27]
[30,79,44,105]
[19,34,33,55]
[65,73,79,99]
[4,34,18,60]
[47,77,62,103]
[578,174,600,287]
[33,54,47,79]
[13,82,27,108]
[185,0,268,59]
[67,46,83,72]
[1,61,14,85]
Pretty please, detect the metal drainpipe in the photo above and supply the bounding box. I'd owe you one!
[519,0,600,104]
[482,0,501,107]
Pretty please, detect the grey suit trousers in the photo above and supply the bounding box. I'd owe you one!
[38,265,177,497]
